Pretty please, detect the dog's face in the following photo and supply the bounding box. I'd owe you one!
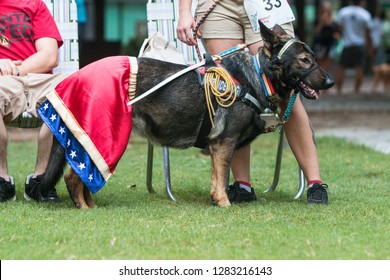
[259,21,334,99]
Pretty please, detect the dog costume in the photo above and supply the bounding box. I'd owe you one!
[38,56,138,193]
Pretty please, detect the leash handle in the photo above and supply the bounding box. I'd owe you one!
[193,0,222,61]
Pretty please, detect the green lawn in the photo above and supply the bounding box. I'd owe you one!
[1,132,389,260]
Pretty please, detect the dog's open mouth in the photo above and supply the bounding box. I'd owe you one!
[299,81,320,100]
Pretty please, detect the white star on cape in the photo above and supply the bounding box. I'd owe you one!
[78,162,86,170]
[69,150,77,159]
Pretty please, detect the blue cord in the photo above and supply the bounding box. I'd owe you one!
[283,91,298,121]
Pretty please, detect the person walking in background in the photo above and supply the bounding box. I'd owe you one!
[335,0,372,95]
[177,0,329,204]
[312,1,340,71]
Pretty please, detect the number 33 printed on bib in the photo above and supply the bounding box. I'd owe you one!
[244,0,295,31]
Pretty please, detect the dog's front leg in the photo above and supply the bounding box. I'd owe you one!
[209,141,235,207]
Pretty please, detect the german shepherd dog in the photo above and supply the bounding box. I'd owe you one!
[39,21,334,208]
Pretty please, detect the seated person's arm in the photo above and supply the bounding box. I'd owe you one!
[17,37,59,76]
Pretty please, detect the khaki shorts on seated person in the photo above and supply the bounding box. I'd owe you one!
[195,0,294,46]
[0,73,69,123]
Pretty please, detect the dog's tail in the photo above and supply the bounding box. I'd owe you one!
[40,138,67,196]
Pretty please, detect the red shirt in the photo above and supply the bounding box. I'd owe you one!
[0,0,63,61]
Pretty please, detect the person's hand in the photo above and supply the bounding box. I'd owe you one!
[0,59,21,76]
[176,11,201,46]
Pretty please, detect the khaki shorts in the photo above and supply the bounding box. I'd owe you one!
[0,73,69,122]
[195,0,294,45]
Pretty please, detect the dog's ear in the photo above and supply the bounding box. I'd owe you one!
[272,24,288,36]
[259,20,278,45]
[259,20,279,57]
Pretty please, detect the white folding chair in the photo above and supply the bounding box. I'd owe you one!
[144,0,305,201]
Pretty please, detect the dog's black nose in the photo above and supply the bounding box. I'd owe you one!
[325,75,335,89]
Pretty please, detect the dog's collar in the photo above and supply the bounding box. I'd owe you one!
[253,52,301,132]
[277,38,302,60]
[253,53,282,103]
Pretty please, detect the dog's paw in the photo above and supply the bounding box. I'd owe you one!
[216,197,231,207]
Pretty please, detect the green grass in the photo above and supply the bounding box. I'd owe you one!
[1,133,389,260]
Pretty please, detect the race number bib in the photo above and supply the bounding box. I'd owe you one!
[244,0,295,31]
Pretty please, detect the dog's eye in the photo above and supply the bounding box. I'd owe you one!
[301,57,311,64]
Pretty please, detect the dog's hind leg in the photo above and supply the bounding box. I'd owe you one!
[64,169,92,209]
[209,141,235,207]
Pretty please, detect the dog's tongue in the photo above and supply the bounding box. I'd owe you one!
[299,81,320,99]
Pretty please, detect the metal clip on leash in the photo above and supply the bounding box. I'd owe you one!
[263,90,299,133]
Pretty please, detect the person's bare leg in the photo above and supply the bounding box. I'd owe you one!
[281,97,321,183]
[33,124,53,177]
[230,145,251,182]
[355,66,364,94]
[335,66,346,94]
[283,98,329,204]
[0,118,9,180]
[203,39,244,58]
[0,117,16,202]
